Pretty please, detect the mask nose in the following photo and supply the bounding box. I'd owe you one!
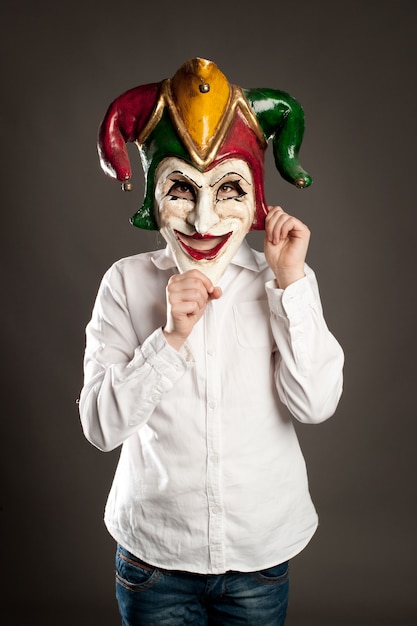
[187,193,219,234]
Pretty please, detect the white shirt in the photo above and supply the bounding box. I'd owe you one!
[79,240,344,574]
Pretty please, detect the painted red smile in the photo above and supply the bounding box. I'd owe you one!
[174,230,232,261]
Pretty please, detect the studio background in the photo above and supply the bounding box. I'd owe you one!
[1,1,416,624]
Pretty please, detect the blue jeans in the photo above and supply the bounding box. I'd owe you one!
[115,544,289,625]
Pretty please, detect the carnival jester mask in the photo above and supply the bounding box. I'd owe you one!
[98,57,311,283]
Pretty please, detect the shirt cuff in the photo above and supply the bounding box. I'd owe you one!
[132,327,194,386]
[266,275,316,320]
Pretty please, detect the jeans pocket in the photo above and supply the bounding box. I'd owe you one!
[252,561,289,586]
[115,545,161,591]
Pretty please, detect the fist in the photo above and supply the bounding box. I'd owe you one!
[264,206,310,289]
[163,269,222,350]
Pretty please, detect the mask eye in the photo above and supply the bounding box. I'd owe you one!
[217,180,246,201]
[168,180,196,201]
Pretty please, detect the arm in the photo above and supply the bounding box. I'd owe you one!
[264,206,344,423]
[79,264,193,452]
[267,268,344,423]
[79,265,221,451]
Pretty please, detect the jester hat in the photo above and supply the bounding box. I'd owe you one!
[98,57,312,231]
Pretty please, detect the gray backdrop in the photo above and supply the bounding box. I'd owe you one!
[1,1,416,624]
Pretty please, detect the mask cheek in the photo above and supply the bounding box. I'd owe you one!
[158,199,192,228]
[217,199,254,227]
[229,214,253,243]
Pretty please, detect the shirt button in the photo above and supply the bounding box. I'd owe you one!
[207,348,215,356]
[209,454,218,465]
[208,400,216,410]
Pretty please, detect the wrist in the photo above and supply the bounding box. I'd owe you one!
[162,328,186,352]
[274,268,306,290]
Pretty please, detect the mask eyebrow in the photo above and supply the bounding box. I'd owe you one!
[167,170,202,189]
[210,171,252,188]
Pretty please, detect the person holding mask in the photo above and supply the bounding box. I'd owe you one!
[79,58,344,626]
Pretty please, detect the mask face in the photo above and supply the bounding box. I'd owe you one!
[154,157,256,284]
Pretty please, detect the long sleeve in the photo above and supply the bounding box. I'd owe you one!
[266,265,344,423]
[79,263,193,452]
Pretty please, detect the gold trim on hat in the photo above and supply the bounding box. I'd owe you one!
[137,59,266,169]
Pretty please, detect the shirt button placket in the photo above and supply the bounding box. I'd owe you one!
[205,302,225,572]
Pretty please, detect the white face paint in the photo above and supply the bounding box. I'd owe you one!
[154,157,255,284]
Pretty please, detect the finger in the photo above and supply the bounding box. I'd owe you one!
[279,215,298,240]
[168,275,208,297]
[209,286,222,300]
[265,209,289,244]
[171,299,204,317]
[280,216,310,242]
[265,205,284,217]
[177,287,209,312]
[171,269,216,295]
[266,208,307,244]
[169,285,209,311]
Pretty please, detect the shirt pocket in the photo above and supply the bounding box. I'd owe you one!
[233,300,274,348]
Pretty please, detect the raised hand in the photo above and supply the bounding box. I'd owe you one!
[264,206,310,289]
[163,269,222,350]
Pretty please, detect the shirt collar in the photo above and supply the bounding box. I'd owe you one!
[151,238,263,273]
